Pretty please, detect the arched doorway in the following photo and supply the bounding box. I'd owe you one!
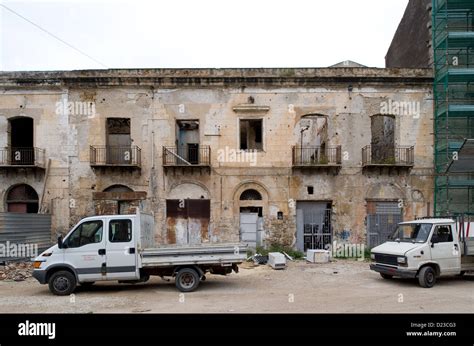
[166,182,211,245]
[236,185,267,249]
[6,184,39,213]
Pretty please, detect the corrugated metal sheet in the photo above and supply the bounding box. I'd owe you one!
[0,212,52,261]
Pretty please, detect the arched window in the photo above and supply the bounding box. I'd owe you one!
[240,189,262,200]
[6,184,39,213]
[103,185,133,193]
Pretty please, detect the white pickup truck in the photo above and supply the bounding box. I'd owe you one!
[370,217,474,288]
[32,210,247,295]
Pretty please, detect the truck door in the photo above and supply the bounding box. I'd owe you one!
[429,225,461,273]
[63,220,106,282]
[105,218,139,280]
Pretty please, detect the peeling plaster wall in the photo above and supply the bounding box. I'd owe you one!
[0,68,434,247]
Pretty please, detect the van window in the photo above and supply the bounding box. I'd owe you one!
[432,225,453,243]
[109,219,132,242]
[66,221,103,248]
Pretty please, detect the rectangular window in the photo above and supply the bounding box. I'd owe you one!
[66,221,103,248]
[432,225,453,243]
[109,219,132,242]
[240,119,263,150]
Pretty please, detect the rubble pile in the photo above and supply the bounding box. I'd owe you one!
[0,262,34,282]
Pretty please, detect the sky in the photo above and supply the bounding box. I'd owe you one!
[0,0,409,71]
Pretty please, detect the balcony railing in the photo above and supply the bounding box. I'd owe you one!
[0,147,45,168]
[292,146,342,166]
[362,145,414,167]
[163,146,210,166]
[90,146,141,167]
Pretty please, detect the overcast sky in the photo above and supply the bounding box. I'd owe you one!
[0,0,409,71]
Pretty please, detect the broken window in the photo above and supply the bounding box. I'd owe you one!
[8,117,34,165]
[106,118,131,164]
[176,120,200,164]
[6,184,39,213]
[371,115,395,163]
[240,119,262,150]
[240,189,262,200]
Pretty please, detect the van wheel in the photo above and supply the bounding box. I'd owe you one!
[380,273,393,279]
[175,268,200,292]
[48,270,77,296]
[418,266,436,288]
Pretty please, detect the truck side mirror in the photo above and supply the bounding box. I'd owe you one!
[58,235,63,249]
[431,236,438,247]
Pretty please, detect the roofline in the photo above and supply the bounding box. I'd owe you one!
[0,67,434,88]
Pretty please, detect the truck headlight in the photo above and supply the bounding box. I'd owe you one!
[397,256,407,264]
[370,253,375,260]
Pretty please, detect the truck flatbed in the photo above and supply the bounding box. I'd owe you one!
[141,243,247,267]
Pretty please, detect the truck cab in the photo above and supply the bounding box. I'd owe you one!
[33,213,146,294]
[370,218,474,288]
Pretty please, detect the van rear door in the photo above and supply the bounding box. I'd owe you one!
[105,217,139,280]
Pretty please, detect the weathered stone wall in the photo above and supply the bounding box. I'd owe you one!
[0,68,434,247]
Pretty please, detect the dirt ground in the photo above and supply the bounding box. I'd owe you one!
[0,260,473,313]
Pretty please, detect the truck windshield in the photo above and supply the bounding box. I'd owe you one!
[389,223,432,243]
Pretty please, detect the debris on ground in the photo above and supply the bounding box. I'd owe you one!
[0,262,34,282]
[282,252,293,261]
[268,252,287,270]
[253,254,268,265]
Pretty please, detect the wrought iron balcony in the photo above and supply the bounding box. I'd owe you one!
[163,146,210,167]
[0,147,45,168]
[90,146,141,168]
[362,145,414,167]
[292,146,342,167]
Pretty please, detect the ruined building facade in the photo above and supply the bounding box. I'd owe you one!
[0,68,434,250]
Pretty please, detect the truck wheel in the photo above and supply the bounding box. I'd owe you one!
[418,266,436,288]
[48,270,77,296]
[175,268,200,292]
[380,273,393,279]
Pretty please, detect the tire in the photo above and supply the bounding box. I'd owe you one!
[380,273,393,279]
[175,268,200,292]
[48,270,77,296]
[418,266,436,288]
[457,271,466,277]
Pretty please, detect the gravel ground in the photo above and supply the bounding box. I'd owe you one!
[0,260,473,313]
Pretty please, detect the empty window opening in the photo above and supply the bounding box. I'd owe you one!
[176,120,200,164]
[371,115,395,163]
[8,117,34,165]
[240,189,262,200]
[307,186,314,195]
[296,115,328,164]
[106,118,131,164]
[240,119,262,150]
[277,211,283,220]
[6,184,39,213]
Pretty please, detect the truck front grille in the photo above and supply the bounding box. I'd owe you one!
[374,253,398,266]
